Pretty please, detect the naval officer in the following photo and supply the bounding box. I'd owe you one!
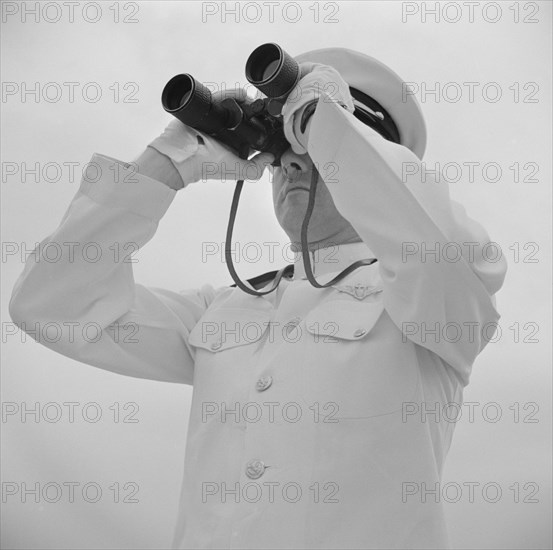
[10,47,507,549]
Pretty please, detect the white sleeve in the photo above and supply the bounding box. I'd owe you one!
[9,153,217,385]
[307,100,508,384]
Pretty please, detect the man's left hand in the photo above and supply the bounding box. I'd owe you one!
[281,62,355,154]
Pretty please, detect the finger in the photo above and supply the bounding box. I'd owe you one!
[298,62,326,80]
[242,152,275,180]
[250,151,275,167]
[213,87,248,103]
[290,142,308,156]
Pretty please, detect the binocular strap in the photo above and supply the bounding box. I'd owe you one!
[225,169,377,296]
[225,179,291,296]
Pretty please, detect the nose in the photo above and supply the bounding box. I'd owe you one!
[280,149,311,181]
[282,162,301,180]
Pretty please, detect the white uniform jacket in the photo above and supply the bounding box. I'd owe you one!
[10,99,507,549]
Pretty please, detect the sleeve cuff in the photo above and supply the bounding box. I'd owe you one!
[79,153,176,222]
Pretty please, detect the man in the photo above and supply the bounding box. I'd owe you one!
[10,47,507,549]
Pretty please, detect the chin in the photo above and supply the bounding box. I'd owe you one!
[283,216,335,249]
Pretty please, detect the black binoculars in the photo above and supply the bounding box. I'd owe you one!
[161,43,300,165]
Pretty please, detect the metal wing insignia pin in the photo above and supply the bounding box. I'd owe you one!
[332,282,383,300]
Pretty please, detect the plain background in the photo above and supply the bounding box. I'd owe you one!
[1,1,551,548]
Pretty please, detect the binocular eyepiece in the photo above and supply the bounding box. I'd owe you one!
[161,43,300,164]
[244,43,300,99]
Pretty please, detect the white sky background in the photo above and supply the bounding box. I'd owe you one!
[1,1,552,548]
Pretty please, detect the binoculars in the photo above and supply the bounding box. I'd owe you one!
[161,43,300,165]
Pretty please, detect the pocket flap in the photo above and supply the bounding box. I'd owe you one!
[305,300,385,341]
[189,307,271,352]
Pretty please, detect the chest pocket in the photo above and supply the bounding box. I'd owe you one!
[304,299,384,342]
[299,296,420,419]
[188,306,271,354]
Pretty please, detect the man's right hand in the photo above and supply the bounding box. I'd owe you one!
[146,88,274,190]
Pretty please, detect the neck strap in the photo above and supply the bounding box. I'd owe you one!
[225,168,377,296]
[300,168,377,289]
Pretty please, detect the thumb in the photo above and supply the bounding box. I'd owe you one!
[241,151,275,181]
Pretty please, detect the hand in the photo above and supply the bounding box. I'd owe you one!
[282,62,355,155]
[148,88,274,188]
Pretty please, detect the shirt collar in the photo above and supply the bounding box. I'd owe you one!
[293,241,377,280]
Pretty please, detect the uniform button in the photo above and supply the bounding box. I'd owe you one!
[255,376,273,392]
[353,328,367,338]
[211,340,222,350]
[245,459,266,480]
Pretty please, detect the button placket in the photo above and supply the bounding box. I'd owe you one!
[283,316,302,340]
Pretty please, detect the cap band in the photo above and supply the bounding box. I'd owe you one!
[350,87,401,144]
